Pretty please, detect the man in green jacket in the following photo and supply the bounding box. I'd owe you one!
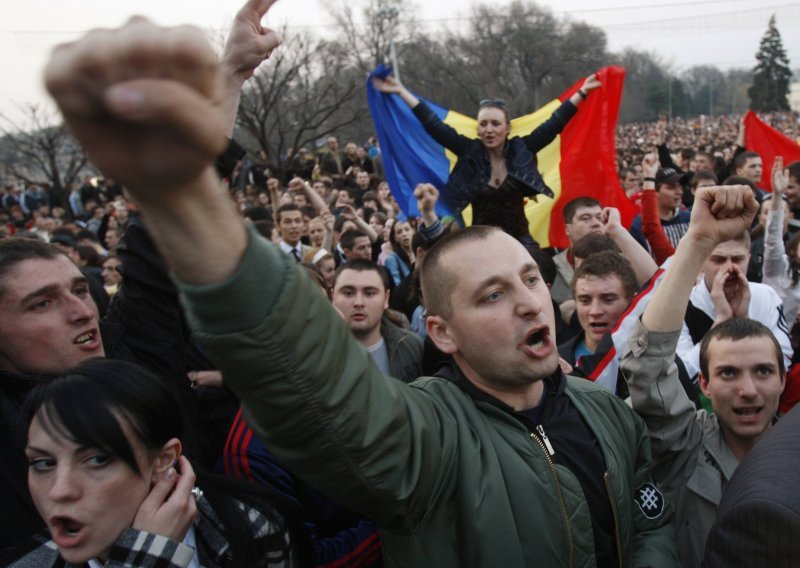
[43,9,678,567]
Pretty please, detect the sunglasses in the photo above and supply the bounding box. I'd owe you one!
[479,98,507,108]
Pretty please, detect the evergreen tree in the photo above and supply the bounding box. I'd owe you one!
[748,15,792,111]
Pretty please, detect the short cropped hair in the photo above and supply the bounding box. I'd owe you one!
[571,251,637,299]
[733,151,760,171]
[340,229,368,251]
[0,238,67,299]
[691,170,718,188]
[276,203,301,224]
[699,318,785,380]
[421,225,501,318]
[333,258,389,291]
[563,197,601,225]
[787,161,800,185]
[571,234,621,261]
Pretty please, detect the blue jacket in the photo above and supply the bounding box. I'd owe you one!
[411,99,578,215]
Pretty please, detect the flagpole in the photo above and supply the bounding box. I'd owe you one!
[378,6,400,81]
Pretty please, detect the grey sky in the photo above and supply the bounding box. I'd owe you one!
[2,0,798,124]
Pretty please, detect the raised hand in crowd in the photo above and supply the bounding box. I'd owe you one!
[46,17,252,284]
[771,155,789,202]
[219,0,282,134]
[371,74,421,108]
[414,182,439,227]
[601,205,658,284]
[569,73,602,106]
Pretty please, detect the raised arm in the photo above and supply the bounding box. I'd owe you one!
[567,74,602,108]
[45,18,244,284]
[601,206,657,285]
[46,15,450,530]
[523,73,601,154]
[640,153,676,264]
[621,185,757,483]
[219,0,282,137]
[372,75,420,108]
[642,186,757,333]
[763,156,800,323]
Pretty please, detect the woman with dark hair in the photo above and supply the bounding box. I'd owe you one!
[10,358,306,567]
[384,220,414,287]
[372,72,601,249]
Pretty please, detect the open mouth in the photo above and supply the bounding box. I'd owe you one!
[733,406,762,416]
[524,326,550,350]
[74,330,96,345]
[51,515,86,545]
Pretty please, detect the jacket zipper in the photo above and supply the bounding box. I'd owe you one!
[603,472,623,568]
[531,425,573,568]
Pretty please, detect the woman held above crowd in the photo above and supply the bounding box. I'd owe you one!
[372,72,601,249]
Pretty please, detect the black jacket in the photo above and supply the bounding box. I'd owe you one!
[411,100,577,217]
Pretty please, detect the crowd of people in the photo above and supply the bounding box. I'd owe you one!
[1,0,800,566]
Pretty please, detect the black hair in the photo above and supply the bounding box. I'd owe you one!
[733,151,761,171]
[275,203,301,224]
[244,205,271,222]
[562,197,601,225]
[0,237,68,298]
[24,359,309,567]
[787,161,800,185]
[333,258,390,291]
[691,169,718,188]
[389,220,414,268]
[340,229,368,251]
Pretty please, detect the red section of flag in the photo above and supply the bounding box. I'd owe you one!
[743,110,800,192]
[549,66,634,250]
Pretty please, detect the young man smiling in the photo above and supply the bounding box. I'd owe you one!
[621,184,786,568]
[43,14,679,566]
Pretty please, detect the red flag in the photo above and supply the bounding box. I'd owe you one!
[743,110,800,192]
[548,66,634,249]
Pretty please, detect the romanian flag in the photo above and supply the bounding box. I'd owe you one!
[366,66,635,248]
[743,110,800,192]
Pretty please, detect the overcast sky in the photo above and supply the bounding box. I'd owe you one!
[2,0,798,125]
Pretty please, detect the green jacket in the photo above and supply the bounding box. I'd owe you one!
[180,233,678,567]
[380,316,424,383]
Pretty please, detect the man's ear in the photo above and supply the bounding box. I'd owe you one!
[698,372,711,400]
[383,290,390,311]
[427,315,458,355]
[152,438,182,478]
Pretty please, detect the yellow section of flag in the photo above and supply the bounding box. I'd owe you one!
[441,100,563,247]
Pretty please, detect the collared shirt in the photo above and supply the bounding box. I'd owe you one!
[278,240,302,262]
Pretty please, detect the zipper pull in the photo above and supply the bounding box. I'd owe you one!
[536,425,555,456]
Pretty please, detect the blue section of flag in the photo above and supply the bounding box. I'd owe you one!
[367,65,455,220]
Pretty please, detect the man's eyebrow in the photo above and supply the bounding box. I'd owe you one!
[19,276,87,305]
[473,264,540,295]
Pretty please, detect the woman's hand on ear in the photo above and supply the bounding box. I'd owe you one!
[133,455,197,542]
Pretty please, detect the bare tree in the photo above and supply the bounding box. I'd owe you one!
[0,104,90,202]
[234,30,364,177]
